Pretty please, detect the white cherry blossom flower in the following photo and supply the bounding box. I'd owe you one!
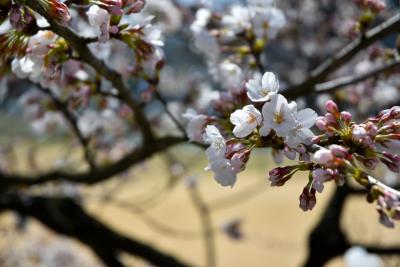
[206,158,237,187]
[183,109,207,143]
[313,148,333,165]
[286,108,318,148]
[251,7,286,39]
[203,125,226,161]
[260,94,296,137]
[191,8,212,33]
[344,247,385,267]
[245,72,279,102]
[219,60,242,90]
[86,5,110,42]
[142,21,164,47]
[230,105,262,138]
[221,6,251,35]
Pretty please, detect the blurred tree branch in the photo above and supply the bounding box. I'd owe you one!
[0,193,192,267]
[26,0,155,145]
[315,59,400,93]
[34,84,96,171]
[0,136,184,186]
[285,13,400,99]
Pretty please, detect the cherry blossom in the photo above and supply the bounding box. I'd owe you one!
[203,125,226,162]
[86,5,111,42]
[260,94,296,137]
[245,72,279,102]
[286,108,318,148]
[230,105,262,138]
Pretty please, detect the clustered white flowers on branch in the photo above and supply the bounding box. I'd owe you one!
[190,1,286,92]
[184,66,400,227]
[1,0,400,230]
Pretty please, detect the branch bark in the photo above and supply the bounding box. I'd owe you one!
[0,193,192,267]
[0,136,184,186]
[302,185,351,267]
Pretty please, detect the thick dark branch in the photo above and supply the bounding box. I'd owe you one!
[0,193,191,267]
[36,85,96,171]
[27,0,155,145]
[0,136,184,186]
[302,185,351,267]
[364,245,400,254]
[285,13,400,99]
[315,59,400,93]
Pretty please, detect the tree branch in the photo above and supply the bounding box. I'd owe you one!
[34,84,96,171]
[0,136,184,186]
[188,186,216,267]
[0,193,191,267]
[27,0,155,145]
[284,13,400,99]
[364,245,400,254]
[315,59,400,93]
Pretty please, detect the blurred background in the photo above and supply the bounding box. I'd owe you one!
[1,0,400,266]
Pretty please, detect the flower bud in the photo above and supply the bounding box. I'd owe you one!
[299,187,316,211]
[313,148,333,165]
[352,125,367,141]
[365,122,378,137]
[340,111,352,124]
[49,0,71,25]
[315,116,326,131]
[325,100,339,116]
[269,166,298,186]
[329,145,348,158]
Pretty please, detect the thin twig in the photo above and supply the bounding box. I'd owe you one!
[315,59,400,93]
[35,85,96,171]
[188,186,216,267]
[154,90,188,138]
[284,13,400,99]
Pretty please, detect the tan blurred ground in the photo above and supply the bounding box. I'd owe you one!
[1,145,400,267]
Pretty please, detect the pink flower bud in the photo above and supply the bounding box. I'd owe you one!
[324,113,336,126]
[362,158,379,170]
[102,0,123,15]
[365,122,378,137]
[269,166,298,186]
[329,145,348,158]
[352,126,367,141]
[315,116,326,131]
[299,187,316,211]
[340,111,352,124]
[231,149,251,172]
[126,0,145,13]
[49,0,71,25]
[284,147,296,160]
[325,100,339,116]
[313,148,333,165]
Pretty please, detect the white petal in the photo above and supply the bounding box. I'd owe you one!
[297,108,317,128]
[261,72,279,93]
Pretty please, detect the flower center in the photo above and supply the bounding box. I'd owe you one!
[260,87,270,96]
[274,112,284,124]
[247,113,257,124]
[214,140,225,150]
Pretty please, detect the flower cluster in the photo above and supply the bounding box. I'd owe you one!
[190,1,286,92]
[185,67,400,227]
[187,71,317,187]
